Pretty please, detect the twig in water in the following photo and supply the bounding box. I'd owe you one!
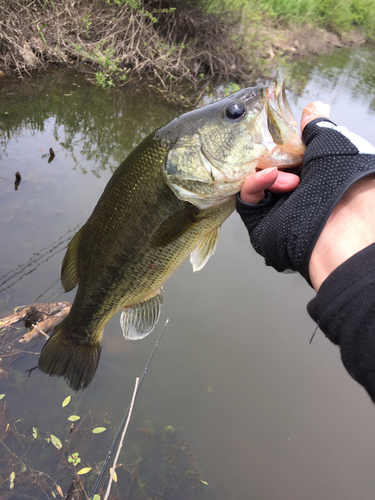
[31,323,49,338]
[104,377,139,500]
[89,318,169,499]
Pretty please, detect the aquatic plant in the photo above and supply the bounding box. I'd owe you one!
[0,315,207,499]
[0,390,208,499]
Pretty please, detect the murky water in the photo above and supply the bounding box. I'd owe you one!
[1,45,375,500]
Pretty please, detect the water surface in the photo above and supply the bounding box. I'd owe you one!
[1,46,375,499]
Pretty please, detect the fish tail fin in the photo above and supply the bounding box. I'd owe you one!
[38,322,101,392]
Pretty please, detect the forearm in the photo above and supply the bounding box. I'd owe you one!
[309,175,375,290]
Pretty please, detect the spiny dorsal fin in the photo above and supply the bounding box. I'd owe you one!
[121,290,163,340]
[151,204,205,247]
[61,225,85,292]
[190,225,221,272]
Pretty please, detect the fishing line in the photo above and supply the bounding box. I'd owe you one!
[0,223,82,291]
[309,323,319,344]
[34,278,62,303]
[89,318,169,500]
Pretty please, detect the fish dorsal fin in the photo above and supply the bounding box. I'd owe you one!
[121,290,163,340]
[151,204,204,247]
[61,225,85,292]
[190,225,221,272]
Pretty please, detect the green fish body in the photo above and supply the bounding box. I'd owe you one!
[39,80,305,391]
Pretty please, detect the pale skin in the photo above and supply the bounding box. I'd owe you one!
[240,101,375,291]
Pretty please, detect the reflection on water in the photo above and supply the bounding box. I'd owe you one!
[0,71,182,175]
[281,43,375,112]
[1,47,375,499]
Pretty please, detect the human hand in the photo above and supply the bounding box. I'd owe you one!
[237,101,375,289]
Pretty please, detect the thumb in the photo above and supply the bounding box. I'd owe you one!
[300,101,331,133]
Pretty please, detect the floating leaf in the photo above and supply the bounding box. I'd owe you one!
[10,471,15,490]
[77,467,92,475]
[93,495,101,500]
[68,452,81,466]
[56,484,63,497]
[68,415,80,422]
[92,427,106,434]
[52,492,56,498]
[0,394,5,400]
[50,435,62,450]
[110,468,117,482]
[32,427,38,439]
[62,396,71,407]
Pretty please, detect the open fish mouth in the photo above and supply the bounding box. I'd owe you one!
[265,79,297,129]
[255,79,306,171]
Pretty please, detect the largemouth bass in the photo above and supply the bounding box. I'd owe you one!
[38,80,305,391]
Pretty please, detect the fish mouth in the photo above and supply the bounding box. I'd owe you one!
[256,79,306,171]
[264,79,297,129]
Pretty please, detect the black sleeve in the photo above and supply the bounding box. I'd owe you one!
[307,242,375,403]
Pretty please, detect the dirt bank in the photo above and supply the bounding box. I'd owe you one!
[262,22,365,59]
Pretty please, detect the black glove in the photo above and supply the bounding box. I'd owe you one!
[236,118,375,286]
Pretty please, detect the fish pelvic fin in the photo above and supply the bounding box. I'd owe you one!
[190,225,221,272]
[61,225,85,292]
[38,322,101,392]
[121,290,163,340]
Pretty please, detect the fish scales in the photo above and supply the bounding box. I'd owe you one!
[66,134,233,338]
[38,80,305,391]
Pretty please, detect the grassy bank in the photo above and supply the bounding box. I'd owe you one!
[208,0,375,39]
[0,0,373,103]
[251,0,375,39]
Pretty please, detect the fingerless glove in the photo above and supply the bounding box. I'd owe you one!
[236,118,375,285]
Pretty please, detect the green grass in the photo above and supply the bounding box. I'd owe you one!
[203,0,375,39]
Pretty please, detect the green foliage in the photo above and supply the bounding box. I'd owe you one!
[351,0,375,39]
[37,23,48,47]
[68,452,81,466]
[80,14,92,36]
[206,0,375,37]
[95,71,115,88]
[314,0,352,32]
[42,0,55,8]
[73,42,128,89]
[92,426,107,433]
[106,0,176,23]
[62,395,71,407]
[223,82,241,96]
[49,434,62,449]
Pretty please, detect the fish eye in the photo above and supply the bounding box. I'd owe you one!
[225,102,246,121]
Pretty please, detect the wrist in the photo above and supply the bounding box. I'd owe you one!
[309,175,375,291]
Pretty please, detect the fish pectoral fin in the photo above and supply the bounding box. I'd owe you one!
[61,225,85,292]
[121,291,163,340]
[151,204,205,247]
[190,225,221,272]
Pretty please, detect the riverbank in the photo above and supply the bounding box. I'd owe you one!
[0,0,368,103]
